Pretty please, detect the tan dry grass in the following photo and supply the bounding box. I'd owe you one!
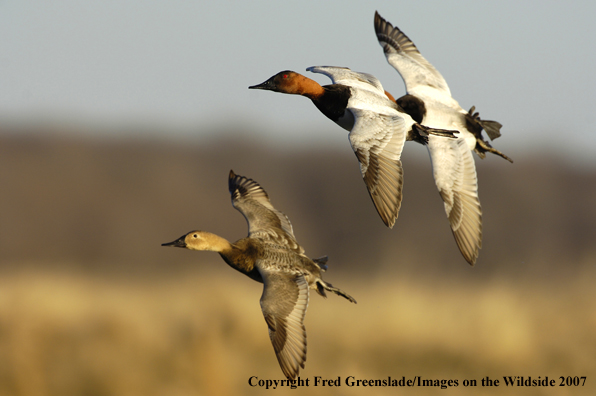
[0,266,594,396]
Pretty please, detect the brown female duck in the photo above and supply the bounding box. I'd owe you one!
[162,170,356,380]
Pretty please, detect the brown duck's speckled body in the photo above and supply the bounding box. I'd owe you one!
[162,170,355,380]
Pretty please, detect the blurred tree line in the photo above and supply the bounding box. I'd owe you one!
[1,125,594,282]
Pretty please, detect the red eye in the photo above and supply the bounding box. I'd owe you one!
[283,74,288,79]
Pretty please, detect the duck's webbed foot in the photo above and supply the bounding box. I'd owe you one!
[317,280,357,304]
[475,138,514,163]
[411,124,458,145]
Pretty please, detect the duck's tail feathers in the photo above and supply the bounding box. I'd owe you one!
[478,119,503,141]
[313,256,328,272]
[466,106,503,141]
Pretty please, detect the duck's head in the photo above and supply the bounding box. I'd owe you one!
[162,230,219,251]
[249,70,316,96]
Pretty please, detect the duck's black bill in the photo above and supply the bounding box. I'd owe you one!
[161,237,187,248]
[248,79,273,90]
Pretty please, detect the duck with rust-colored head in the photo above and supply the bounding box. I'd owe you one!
[250,66,487,266]
[162,170,356,380]
[250,66,460,227]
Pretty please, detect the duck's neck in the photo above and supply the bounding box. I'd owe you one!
[199,232,234,254]
[295,74,325,100]
[218,238,260,281]
[384,90,396,102]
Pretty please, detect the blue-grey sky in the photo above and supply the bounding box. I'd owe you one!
[1,1,595,164]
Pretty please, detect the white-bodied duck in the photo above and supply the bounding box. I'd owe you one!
[249,66,486,265]
[162,170,356,380]
[374,11,512,162]
[374,11,514,264]
[249,66,457,228]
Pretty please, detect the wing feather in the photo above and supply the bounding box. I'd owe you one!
[229,170,304,254]
[374,11,450,95]
[349,109,407,228]
[259,269,308,380]
[307,65,385,95]
[427,135,482,265]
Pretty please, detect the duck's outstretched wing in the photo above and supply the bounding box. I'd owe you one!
[374,11,450,96]
[307,65,385,95]
[259,269,309,380]
[348,108,406,228]
[229,170,304,254]
[427,135,483,265]
[307,66,406,228]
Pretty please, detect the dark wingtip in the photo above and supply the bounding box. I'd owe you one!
[374,10,383,24]
[228,170,239,194]
[374,10,390,33]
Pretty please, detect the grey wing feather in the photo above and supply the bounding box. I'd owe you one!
[374,11,450,95]
[348,108,407,228]
[427,135,482,265]
[259,269,309,380]
[229,170,304,254]
[307,66,385,94]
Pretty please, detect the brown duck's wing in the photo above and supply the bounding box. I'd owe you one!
[259,268,309,380]
[229,170,304,254]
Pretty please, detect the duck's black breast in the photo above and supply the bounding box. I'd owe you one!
[311,84,352,126]
[396,94,426,124]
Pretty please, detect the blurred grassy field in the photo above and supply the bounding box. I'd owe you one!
[1,264,594,396]
[1,132,595,395]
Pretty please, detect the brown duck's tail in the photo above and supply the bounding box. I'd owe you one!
[313,256,329,271]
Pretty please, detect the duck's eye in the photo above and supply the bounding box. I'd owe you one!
[193,234,198,238]
[283,74,288,79]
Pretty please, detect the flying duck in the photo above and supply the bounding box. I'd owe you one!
[374,11,513,162]
[249,66,458,229]
[249,66,488,265]
[162,170,356,379]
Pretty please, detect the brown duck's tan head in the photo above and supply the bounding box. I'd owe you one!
[249,70,324,98]
[162,230,229,252]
